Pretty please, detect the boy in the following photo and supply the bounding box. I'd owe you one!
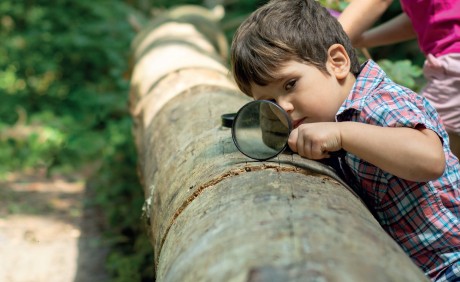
[230,0,460,281]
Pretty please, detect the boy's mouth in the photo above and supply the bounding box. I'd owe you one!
[292,118,306,129]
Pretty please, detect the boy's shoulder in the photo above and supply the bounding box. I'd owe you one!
[356,60,410,95]
[357,61,434,113]
[343,60,418,112]
[341,60,445,132]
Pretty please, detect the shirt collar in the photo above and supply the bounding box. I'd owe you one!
[337,60,387,117]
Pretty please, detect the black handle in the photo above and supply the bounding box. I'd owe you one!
[329,149,346,158]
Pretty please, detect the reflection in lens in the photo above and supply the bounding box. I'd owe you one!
[232,100,291,161]
[260,102,289,150]
[266,102,289,128]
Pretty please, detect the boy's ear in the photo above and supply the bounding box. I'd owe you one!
[327,44,350,80]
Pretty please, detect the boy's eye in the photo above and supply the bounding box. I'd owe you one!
[284,79,296,91]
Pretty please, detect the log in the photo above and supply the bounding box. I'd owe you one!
[129,5,428,282]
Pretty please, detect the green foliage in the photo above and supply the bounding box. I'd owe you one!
[90,121,154,281]
[107,235,155,282]
[1,0,152,280]
[0,0,135,172]
[377,59,424,92]
[318,0,349,11]
[0,119,65,173]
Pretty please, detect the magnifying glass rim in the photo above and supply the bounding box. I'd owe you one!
[231,100,292,161]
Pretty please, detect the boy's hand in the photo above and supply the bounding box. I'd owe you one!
[288,122,342,159]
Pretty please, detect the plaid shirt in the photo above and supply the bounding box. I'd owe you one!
[336,60,460,280]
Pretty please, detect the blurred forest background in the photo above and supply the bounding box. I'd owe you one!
[0,0,424,281]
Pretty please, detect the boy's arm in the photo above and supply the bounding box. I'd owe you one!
[337,0,393,45]
[288,122,446,182]
[339,122,445,181]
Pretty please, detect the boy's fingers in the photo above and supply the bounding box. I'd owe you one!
[288,129,299,152]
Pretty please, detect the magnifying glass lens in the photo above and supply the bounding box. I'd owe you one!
[232,100,291,161]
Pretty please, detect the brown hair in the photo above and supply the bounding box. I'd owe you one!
[230,0,360,96]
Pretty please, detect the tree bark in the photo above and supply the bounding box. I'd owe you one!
[129,5,428,282]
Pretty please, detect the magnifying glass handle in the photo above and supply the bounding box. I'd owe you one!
[281,147,345,157]
[329,149,346,158]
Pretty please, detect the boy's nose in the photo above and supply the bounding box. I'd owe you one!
[277,99,293,113]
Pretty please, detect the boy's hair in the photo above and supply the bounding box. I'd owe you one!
[230,0,361,96]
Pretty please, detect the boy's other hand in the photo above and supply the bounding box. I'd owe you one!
[288,122,342,159]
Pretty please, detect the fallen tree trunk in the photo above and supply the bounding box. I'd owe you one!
[129,5,428,282]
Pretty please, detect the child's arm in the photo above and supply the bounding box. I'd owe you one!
[357,13,416,48]
[288,122,446,182]
[337,0,393,45]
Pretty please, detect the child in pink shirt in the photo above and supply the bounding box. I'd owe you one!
[338,0,460,160]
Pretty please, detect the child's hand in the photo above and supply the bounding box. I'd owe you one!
[288,122,342,159]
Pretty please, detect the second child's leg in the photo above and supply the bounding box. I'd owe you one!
[421,53,460,159]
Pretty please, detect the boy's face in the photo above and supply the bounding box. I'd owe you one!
[250,59,352,129]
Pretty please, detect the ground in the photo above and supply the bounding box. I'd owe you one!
[0,168,109,282]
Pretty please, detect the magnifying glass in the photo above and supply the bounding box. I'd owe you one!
[226,100,346,161]
[230,100,292,161]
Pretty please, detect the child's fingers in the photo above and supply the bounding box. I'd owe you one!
[288,128,299,153]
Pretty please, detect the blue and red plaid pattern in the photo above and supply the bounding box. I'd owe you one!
[336,60,460,281]
[435,262,460,282]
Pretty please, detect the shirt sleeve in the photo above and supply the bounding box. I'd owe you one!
[358,89,445,139]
